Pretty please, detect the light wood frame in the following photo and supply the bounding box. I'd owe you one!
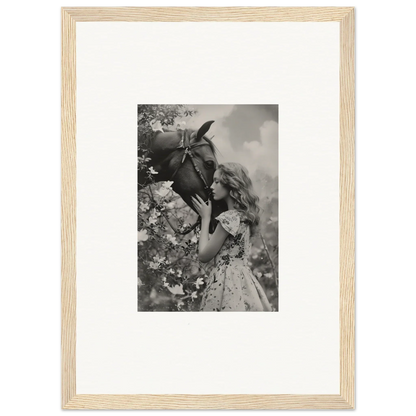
[62,7,355,410]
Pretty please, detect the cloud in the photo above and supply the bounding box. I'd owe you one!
[242,120,278,177]
[176,105,278,179]
[184,105,235,129]
[211,119,278,179]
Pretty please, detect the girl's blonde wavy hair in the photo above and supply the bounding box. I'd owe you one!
[216,162,260,236]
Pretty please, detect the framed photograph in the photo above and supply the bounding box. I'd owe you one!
[137,105,279,313]
[62,7,355,409]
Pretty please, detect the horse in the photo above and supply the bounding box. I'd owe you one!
[138,120,227,234]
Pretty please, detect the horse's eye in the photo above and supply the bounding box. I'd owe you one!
[204,160,215,169]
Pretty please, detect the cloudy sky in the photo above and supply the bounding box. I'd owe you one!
[176,105,279,179]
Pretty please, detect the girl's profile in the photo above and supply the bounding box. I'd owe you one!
[192,162,273,311]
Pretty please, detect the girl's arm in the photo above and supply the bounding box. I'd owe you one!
[191,194,229,263]
[198,217,229,263]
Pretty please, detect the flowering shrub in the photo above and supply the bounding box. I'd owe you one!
[138,104,208,311]
[138,173,214,311]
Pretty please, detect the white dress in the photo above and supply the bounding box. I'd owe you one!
[199,210,273,311]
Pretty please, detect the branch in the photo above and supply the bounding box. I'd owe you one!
[259,232,279,306]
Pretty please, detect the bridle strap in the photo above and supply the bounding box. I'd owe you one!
[186,149,211,190]
[168,129,212,190]
[147,128,214,235]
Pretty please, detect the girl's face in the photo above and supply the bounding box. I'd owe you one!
[210,170,229,201]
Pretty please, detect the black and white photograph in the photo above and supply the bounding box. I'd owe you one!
[138,105,278,311]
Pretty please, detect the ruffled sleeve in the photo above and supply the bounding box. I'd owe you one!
[216,210,240,236]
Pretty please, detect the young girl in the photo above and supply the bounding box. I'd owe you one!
[191,162,273,312]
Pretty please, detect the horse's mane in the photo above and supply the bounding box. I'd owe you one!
[203,136,219,158]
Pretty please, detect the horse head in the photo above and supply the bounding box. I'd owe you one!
[139,120,227,233]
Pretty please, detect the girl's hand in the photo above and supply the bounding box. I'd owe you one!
[191,194,212,220]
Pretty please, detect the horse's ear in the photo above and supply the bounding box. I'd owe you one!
[196,120,215,141]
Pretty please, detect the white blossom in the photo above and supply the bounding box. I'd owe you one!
[148,166,159,175]
[167,284,185,295]
[154,255,166,264]
[156,187,170,198]
[162,181,174,189]
[151,208,161,217]
[139,202,150,212]
[137,229,149,242]
[195,277,205,289]
[148,261,158,270]
[148,216,157,226]
[165,234,178,245]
